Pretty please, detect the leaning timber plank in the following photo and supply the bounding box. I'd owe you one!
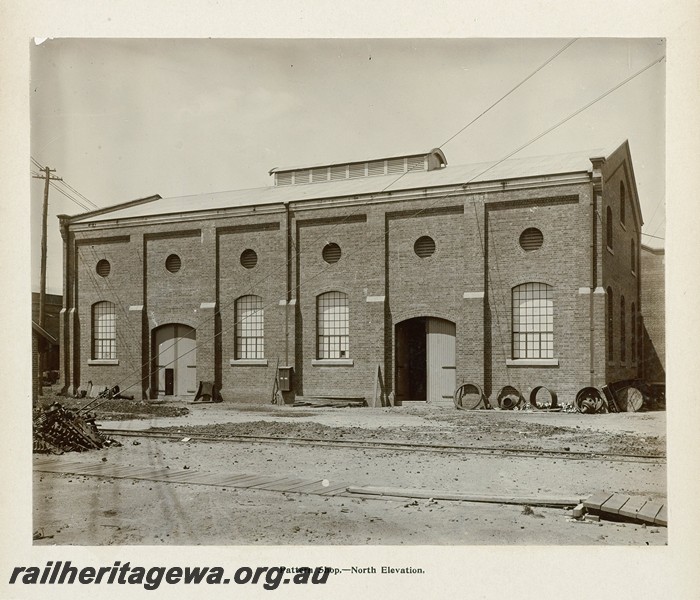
[583,491,615,511]
[637,501,664,524]
[618,496,648,520]
[654,505,668,527]
[346,486,579,507]
[599,493,631,515]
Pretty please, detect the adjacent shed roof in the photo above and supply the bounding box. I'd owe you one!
[69,148,603,224]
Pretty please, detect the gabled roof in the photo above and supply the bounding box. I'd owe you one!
[67,148,605,225]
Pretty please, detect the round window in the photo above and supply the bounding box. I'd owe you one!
[322,243,342,264]
[519,228,544,251]
[414,236,436,258]
[240,249,258,269]
[96,259,111,277]
[165,254,182,273]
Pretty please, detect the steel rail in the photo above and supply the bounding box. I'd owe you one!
[99,428,666,464]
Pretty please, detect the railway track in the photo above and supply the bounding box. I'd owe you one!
[99,428,666,464]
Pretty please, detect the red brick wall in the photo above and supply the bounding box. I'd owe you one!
[641,246,665,382]
[64,158,644,406]
[601,150,642,384]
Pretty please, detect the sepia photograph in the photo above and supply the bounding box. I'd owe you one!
[28,37,668,549]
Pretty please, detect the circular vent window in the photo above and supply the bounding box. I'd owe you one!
[96,259,111,277]
[322,243,342,264]
[240,249,258,269]
[519,228,544,251]
[414,236,436,258]
[165,254,182,273]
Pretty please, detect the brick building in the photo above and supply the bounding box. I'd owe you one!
[58,140,648,406]
[640,245,665,383]
[32,292,62,401]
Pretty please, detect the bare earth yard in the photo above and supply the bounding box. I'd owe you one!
[33,399,667,545]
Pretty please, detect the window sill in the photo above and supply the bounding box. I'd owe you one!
[632,270,637,278]
[311,359,354,367]
[620,222,627,231]
[606,246,614,255]
[88,359,119,366]
[506,358,559,367]
[230,359,268,367]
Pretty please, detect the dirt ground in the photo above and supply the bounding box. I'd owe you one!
[33,401,667,545]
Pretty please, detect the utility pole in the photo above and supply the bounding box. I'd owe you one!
[32,166,62,398]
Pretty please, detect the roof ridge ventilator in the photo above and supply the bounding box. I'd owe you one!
[269,148,447,187]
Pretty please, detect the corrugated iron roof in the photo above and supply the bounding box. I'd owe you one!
[72,149,603,224]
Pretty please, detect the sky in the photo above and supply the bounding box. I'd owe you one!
[30,38,666,294]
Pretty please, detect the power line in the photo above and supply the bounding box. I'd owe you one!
[49,181,93,212]
[440,39,578,148]
[641,232,664,241]
[32,155,101,210]
[56,179,100,210]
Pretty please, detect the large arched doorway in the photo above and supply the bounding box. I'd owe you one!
[152,324,196,397]
[395,317,456,403]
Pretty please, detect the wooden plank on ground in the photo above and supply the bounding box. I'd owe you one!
[637,501,664,524]
[233,476,280,488]
[253,478,309,491]
[216,474,259,485]
[317,482,352,495]
[346,486,579,507]
[157,470,203,481]
[654,505,668,526]
[583,491,614,511]
[618,496,648,520]
[282,479,325,492]
[600,493,631,515]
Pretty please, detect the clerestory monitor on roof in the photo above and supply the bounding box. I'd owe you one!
[269,148,447,187]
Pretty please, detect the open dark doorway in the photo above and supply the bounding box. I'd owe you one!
[395,317,427,402]
[395,317,456,403]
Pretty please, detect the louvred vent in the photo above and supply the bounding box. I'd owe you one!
[519,228,544,251]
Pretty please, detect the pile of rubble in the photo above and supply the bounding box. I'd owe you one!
[33,402,121,454]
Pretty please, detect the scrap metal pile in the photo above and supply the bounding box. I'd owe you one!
[33,402,121,454]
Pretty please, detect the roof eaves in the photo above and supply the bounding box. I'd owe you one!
[63,194,163,223]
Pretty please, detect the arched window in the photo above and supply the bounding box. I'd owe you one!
[511,283,553,359]
[606,206,613,250]
[631,302,637,363]
[235,295,264,359]
[606,287,614,360]
[620,296,626,363]
[317,291,349,359]
[92,301,116,360]
[620,181,626,224]
[631,239,636,273]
